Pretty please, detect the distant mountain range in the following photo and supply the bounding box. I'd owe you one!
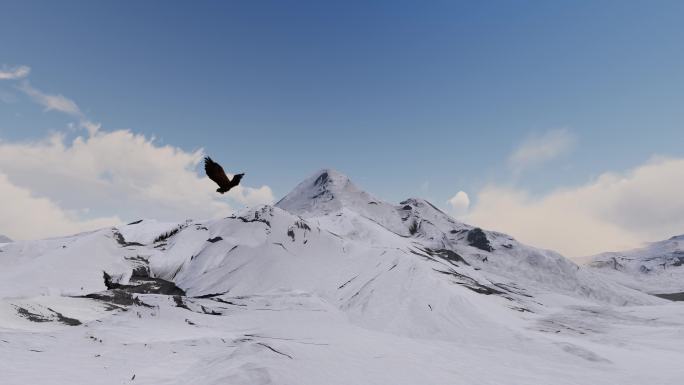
[586,235,684,297]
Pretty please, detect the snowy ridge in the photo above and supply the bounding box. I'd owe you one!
[278,169,656,306]
[587,235,684,294]
[1,169,683,385]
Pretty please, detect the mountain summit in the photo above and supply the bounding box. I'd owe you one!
[276,168,376,216]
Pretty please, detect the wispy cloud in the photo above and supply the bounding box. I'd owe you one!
[0,65,31,80]
[509,128,576,173]
[17,81,101,135]
[18,81,82,116]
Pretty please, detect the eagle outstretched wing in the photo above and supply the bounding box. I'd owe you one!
[204,157,231,188]
[204,157,244,193]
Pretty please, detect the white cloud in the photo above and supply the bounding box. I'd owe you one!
[0,129,274,240]
[447,191,470,217]
[0,172,120,240]
[509,128,575,173]
[0,65,30,80]
[0,66,274,240]
[466,156,684,258]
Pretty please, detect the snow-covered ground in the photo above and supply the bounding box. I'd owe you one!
[1,169,683,384]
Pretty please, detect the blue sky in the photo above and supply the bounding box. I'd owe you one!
[1,1,684,256]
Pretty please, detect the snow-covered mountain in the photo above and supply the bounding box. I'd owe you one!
[1,169,683,385]
[0,234,12,243]
[587,235,684,297]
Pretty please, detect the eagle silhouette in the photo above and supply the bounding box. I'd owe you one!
[204,157,244,194]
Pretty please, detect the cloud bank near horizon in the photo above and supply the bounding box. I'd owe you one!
[0,64,274,240]
[465,155,684,258]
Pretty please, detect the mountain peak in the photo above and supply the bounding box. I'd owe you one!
[275,168,376,216]
[310,168,352,189]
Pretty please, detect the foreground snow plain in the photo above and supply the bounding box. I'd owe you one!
[1,170,683,385]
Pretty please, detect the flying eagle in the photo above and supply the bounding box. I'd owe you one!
[204,157,244,194]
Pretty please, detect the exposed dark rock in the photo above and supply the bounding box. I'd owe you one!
[174,296,190,310]
[200,306,221,315]
[84,291,151,308]
[103,271,118,290]
[492,282,533,298]
[408,221,419,235]
[287,229,295,241]
[193,291,229,299]
[294,221,311,231]
[338,275,358,289]
[433,268,503,295]
[425,248,469,266]
[209,297,247,307]
[207,236,223,243]
[46,307,81,326]
[154,226,182,243]
[14,306,81,325]
[232,213,271,227]
[113,231,144,247]
[654,292,684,301]
[314,172,329,186]
[131,265,150,278]
[257,342,293,359]
[15,306,51,323]
[127,219,143,225]
[467,228,493,252]
[102,271,185,296]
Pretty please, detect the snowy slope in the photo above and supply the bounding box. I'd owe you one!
[586,235,684,294]
[276,169,657,306]
[1,169,683,385]
[0,234,12,243]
